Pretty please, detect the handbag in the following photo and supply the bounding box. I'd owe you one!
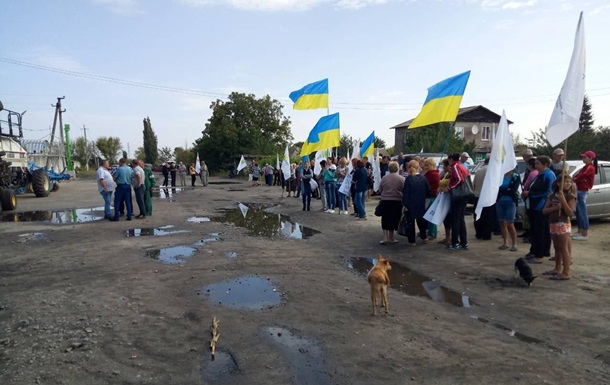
[374,201,383,217]
[397,213,411,237]
[309,178,318,191]
[451,181,474,201]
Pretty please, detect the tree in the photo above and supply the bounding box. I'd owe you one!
[373,136,386,149]
[95,137,122,164]
[579,95,594,132]
[194,92,293,171]
[404,123,471,155]
[72,136,96,169]
[143,117,159,164]
[133,146,146,161]
[158,146,174,163]
[338,133,353,158]
[174,147,194,164]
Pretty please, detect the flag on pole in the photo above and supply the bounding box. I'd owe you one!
[237,155,247,174]
[361,131,375,158]
[276,153,280,170]
[195,153,201,174]
[409,71,471,129]
[314,151,324,176]
[347,149,353,174]
[546,12,586,147]
[289,79,329,110]
[299,113,340,156]
[281,145,291,180]
[474,111,517,220]
[351,139,360,161]
[372,149,382,192]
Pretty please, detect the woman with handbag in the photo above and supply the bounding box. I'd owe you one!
[378,161,405,244]
[402,160,430,246]
[444,153,471,250]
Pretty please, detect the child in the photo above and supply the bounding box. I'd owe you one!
[542,174,576,280]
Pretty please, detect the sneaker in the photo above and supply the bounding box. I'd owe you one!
[498,244,509,250]
[459,244,469,250]
[358,217,367,220]
[342,211,349,215]
[329,209,336,213]
[572,234,588,241]
[446,244,460,251]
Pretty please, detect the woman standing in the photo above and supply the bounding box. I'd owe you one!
[336,157,349,215]
[438,159,452,245]
[378,161,405,244]
[323,163,338,213]
[189,163,197,187]
[300,161,314,211]
[542,175,576,280]
[402,160,430,246]
[444,154,469,250]
[422,158,440,240]
[200,160,208,186]
[572,151,597,240]
[526,156,556,263]
[251,162,261,187]
[496,170,520,251]
[352,160,369,220]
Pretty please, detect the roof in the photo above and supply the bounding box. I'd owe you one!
[389,105,513,129]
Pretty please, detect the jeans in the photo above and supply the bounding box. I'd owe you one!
[425,197,437,238]
[301,181,312,209]
[338,191,348,212]
[575,191,589,230]
[100,190,113,218]
[114,184,133,219]
[325,181,336,210]
[355,191,367,218]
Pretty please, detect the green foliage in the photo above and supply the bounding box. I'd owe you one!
[158,146,174,163]
[71,136,96,167]
[194,92,293,171]
[373,136,386,149]
[142,117,159,164]
[337,133,353,159]
[404,123,470,155]
[133,146,146,161]
[174,147,195,164]
[95,137,122,163]
[579,95,594,132]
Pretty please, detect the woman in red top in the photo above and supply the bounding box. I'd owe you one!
[443,153,470,250]
[422,158,440,240]
[572,150,598,240]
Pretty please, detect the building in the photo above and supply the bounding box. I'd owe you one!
[390,105,513,161]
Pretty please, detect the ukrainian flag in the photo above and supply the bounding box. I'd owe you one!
[300,113,340,156]
[361,131,375,158]
[409,71,471,129]
[289,79,329,110]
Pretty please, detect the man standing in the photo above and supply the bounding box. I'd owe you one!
[263,163,273,186]
[519,149,535,239]
[551,148,565,176]
[143,162,155,217]
[200,160,208,186]
[460,152,471,173]
[131,159,146,219]
[178,162,187,187]
[96,160,115,220]
[111,158,133,221]
[161,163,169,187]
[169,161,177,187]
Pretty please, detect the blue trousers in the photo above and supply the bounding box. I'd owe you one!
[100,190,113,218]
[113,184,133,220]
[325,181,336,210]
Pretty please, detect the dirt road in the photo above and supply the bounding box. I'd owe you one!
[1,177,609,384]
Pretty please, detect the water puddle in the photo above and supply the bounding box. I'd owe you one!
[193,233,221,246]
[226,252,239,258]
[471,316,563,353]
[265,326,331,385]
[202,275,281,310]
[124,225,192,237]
[153,188,183,199]
[145,246,197,265]
[187,217,210,223]
[346,257,473,307]
[208,181,241,185]
[201,349,240,384]
[17,232,47,243]
[227,189,246,192]
[1,207,105,224]
[212,202,320,239]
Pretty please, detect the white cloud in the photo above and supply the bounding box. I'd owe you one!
[479,0,537,10]
[28,47,86,72]
[92,0,142,15]
[178,0,395,11]
[494,19,515,29]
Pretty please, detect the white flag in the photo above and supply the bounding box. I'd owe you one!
[546,12,585,147]
[195,153,201,174]
[372,149,382,192]
[276,153,280,170]
[475,111,517,220]
[237,202,249,219]
[314,151,324,176]
[347,149,353,174]
[237,155,247,173]
[352,139,360,161]
[281,145,291,180]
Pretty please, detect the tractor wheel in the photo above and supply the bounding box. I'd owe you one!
[0,189,17,211]
[51,183,60,192]
[31,169,51,197]
[25,182,34,194]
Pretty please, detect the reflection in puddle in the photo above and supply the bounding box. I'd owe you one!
[212,202,319,239]
[203,275,281,310]
[145,246,197,264]
[471,316,563,353]
[187,217,210,223]
[208,181,241,185]
[124,225,192,237]
[347,257,473,307]
[266,327,331,385]
[193,233,221,246]
[17,232,47,242]
[201,349,240,384]
[1,207,105,224]
[226,252,239,258]
[153,188,183,199]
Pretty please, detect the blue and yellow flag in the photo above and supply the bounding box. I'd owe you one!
[409,71,471,129]
[300,113,340,156]
[361,131,375,158]
[289,79,329,110]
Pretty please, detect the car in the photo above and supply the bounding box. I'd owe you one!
[516,160,610,222]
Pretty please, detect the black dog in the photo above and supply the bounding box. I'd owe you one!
[515,258,537,287]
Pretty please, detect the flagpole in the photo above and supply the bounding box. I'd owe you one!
[438,122,456,168]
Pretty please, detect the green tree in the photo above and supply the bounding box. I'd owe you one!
[194,92,293,171]
[95,137,122,163]
[579,95,594,132]
[133,146,146,161]
[71,136,96,169]
[174,146,195,164]
[158,146,174,163]
[143,117,159,164]
[373,136,386,149]
[404,123,471,155]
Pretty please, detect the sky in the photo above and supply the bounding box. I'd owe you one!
[2,0,609,158]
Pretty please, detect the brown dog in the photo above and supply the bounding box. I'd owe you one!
[368,255,391,315]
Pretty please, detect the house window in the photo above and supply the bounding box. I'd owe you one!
[455,126,464,140]
[481,126,491,141]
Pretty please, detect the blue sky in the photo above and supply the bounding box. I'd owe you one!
[2,0,609,157]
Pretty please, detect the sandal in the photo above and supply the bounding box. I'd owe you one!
[438,239,450,245]
[549,256,556,261]
[379,240,388,245]
[549,274,571,281]
[526,257,543,264]
[498,244,509,250]
[509,246,518,252]
[543,270,560,276]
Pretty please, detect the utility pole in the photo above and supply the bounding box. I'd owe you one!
[46,96,66,170]
[82,124,90,170]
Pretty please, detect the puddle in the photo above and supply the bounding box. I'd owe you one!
[193,233,221,246]
[124,225,192,237]
[153,188,183,199]
[227,189,246,192]
[471,316,563,353]
[202,275,281,310]
[208,181,241,185]
[226,252,239,258]
[17,233,47,242]
[145,246,197,265]
[346,257,473,307]
[201,349,240,384]
[187,217,211,223]
[212,202,320,239]
[265,326,331,385]
[1,207,105,224]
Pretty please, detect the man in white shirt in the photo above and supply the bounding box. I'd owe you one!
[460,152,471,173]
[96,160,116,220]
[131,159,146,219]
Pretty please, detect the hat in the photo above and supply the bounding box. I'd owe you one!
[329,164,337,170]
[580,150,596,158]
[553,148,564,156]
[521,149,533,156]
[302,155,309,161]
[460,152,470,158]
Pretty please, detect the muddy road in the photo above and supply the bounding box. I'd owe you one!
[1,177,609,384]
